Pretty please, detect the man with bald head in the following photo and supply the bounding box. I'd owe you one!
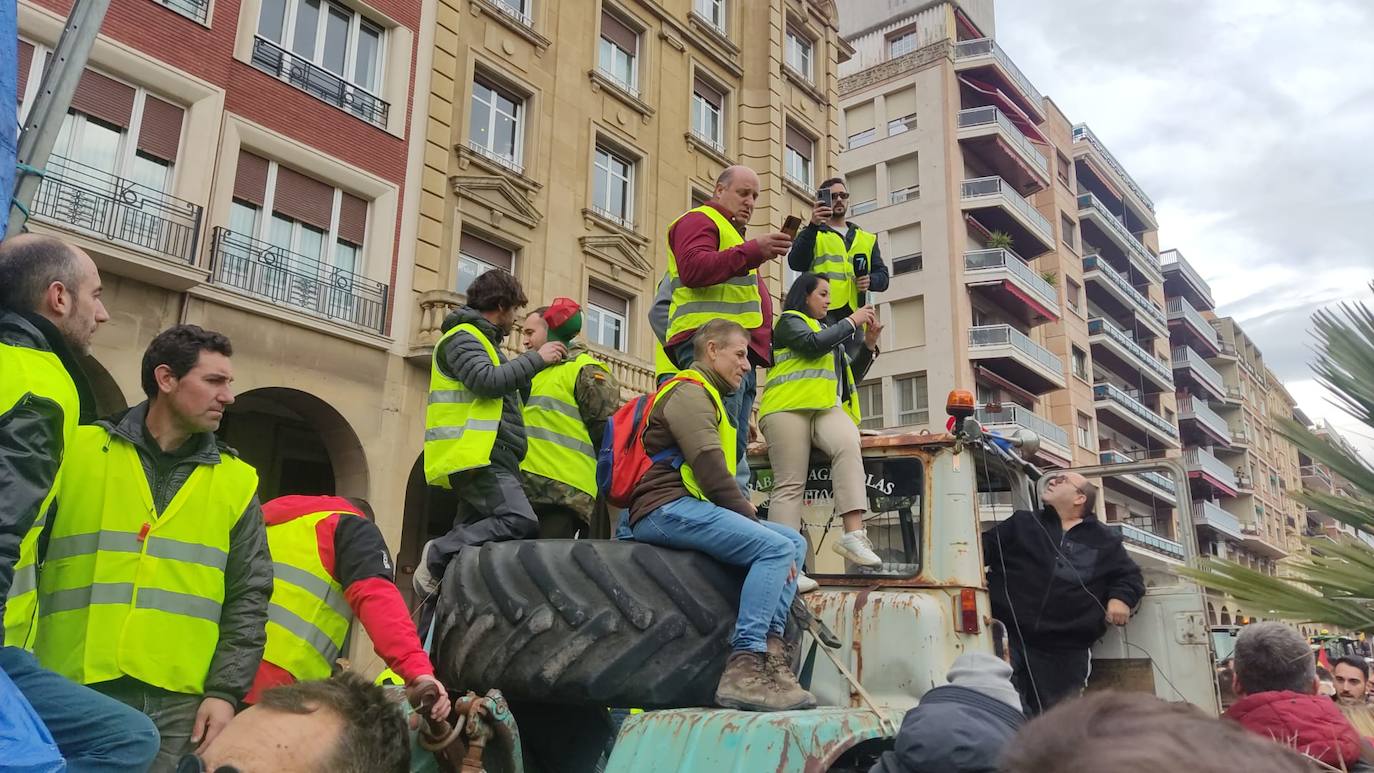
[0,233,159,769]
[982,470,1144,716]
[663,165,792,482]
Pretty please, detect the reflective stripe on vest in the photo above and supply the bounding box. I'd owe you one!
[1,343,80,648]
[653,369,735,500]
[520,353,608,497]
[759,310,861,425]
[665,206,761,340]
[424,323,504,487]
[811,227,878,312]
[34,425,258,694]
[263,510,353,681]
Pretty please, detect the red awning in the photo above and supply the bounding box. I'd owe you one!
[959,75,1049,144]
[973,365,1039,405]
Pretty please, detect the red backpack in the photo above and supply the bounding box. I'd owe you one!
[596,375,696,507]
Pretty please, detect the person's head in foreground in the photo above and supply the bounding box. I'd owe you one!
[691,319,750,392]
[180,672,409,773]
[0,232,109,352]
[1000,690,1315,773]
[1332,656,1370,706]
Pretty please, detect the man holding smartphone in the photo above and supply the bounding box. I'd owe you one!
[787,177,890,324]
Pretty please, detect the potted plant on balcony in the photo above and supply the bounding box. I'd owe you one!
[986,231,1014,251]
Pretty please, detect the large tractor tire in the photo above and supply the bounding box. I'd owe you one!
[433,539,795,709]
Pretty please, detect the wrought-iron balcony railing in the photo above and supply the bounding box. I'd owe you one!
[1093,382,1180,440]
[157,0,208,23]
[1088,317,1173,385]
[251,37,389,128]
[957,106,1049,175]
[210,227,388,334]
[1081,255,1167,330]
[32,154,202,264]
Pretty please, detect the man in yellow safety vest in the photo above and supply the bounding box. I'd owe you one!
[786,176,889,324]
[0,234,159,769]
[33,324,273,772]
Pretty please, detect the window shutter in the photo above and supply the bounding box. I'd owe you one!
[888,223,922,257]
[887,155,918,191]
[588,285,628,316]
[847,168,876,202]
[272,166,335,230]
[17,41,34,100]
[337,193,368,246]
[459,233,514,271]
[693,75,723,109]
[785,125,812,160]
[885,87,917,119]
[600,10,638,54]
[234,152,270,206]
[845,102,875,134]
[136,96,184,162]
[70,70,135,128]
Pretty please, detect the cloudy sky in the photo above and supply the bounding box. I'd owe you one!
[994,0,1374,454]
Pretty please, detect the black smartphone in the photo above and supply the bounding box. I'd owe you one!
[853,254,869,276]
[781,215,802,238]
[816,188,832,208]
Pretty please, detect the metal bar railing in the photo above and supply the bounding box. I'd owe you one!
[1167,296,1221,350]
[1177,395,1229,440]
[974,404,1070,448]
[1088,317,1172,385]
[1108,522,1184,560]
[33,154,202,264]
[965,248,1060,312]
[210,227,388,334]
[1194,500,1242,538]
[961,175,1052,240]
[889,186,919,204]
[1093,382,1180,440]
[1171,346,1225,395]
[156,0,208,23]
[1160,248,1214,308]
[1183,446,1237,489]
[251,37,389,128]
[968,324,1063,375]
[957,106,1049,175]
[1076,191,1160,280]
[1081,255,1167,329]
[1099,450,1178,494]
[1071,123,1156,213]
[953,38,1045,113]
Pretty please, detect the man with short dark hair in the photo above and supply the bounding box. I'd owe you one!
[184,672,410,773]
[33,324,273,772]
[1227,622,1364,768]
[1333,656,1370,706]
[417,270,568,594]
[787,176,889,325]
[983,471,1144,715]
[0,233,159,769]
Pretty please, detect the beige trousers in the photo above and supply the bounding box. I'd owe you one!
[759,406,868,530]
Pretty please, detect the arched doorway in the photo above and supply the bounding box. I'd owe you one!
[396,454,457,607]
[79,354,128,419]
[1207,602,1217,626]
[218,387,368,501]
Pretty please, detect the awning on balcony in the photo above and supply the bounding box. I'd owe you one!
[959,75,1049,145]
[974,364,1039,404]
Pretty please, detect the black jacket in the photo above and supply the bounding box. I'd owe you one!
[869,685,1025,773]
[72,403,273,705]
[772,312,876,407]
[983,508,1145,649]
[436,306,550,469]
[0,310,93,620]
[786,221,890,322]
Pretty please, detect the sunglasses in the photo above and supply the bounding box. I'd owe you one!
[177,756,242,773]
[1046,474,1085,493]
[829,192,850,200]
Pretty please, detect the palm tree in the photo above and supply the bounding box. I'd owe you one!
[1178,285,1374,631]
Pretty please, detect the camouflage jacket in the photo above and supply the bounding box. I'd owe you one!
[524,342,621,521]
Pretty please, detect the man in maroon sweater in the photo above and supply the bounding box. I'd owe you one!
[665,165,791,481]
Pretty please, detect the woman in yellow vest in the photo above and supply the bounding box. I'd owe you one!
[758,273,884,591]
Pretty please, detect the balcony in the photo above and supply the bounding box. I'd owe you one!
[967,324,1066,394]
[1171,346,1225,401]
[156,0,208,23]
[1240,523,1289,560]
[1301,464,1334,491]
[1099,450,1178,503]
[1087,317,1173,393]
[209,228,388,334]
[1167,296,1220,355]
[1183,446,1238,496]
[956,106,1049,190]
[1093,382,1180,448]
[1076,192,1162,283]
[251,37,389,129]
[1177,395,1230,446]
[952,38,1045,123]
[961,176,1054,255]
[1195,499,1243,540]
[31,154,203,273]
[1160,249,1214,312]
[974,404,1071,462]
[1081,255,1168,337]
[1070,124,1156,225]
[963,249,1061,325]
[1108,522,1184,562]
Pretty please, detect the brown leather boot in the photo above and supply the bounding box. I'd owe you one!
[716,650,815,711]
[765,636,817,710]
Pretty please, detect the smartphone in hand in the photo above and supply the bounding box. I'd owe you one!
[781,214,803,239]
[816,188,833,208]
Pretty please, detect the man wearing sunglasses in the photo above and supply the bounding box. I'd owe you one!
[787,177,890,325]
[982,471,1144,716]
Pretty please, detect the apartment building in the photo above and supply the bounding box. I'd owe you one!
[16,0,427,554]
[397,0,850,577]
[833,0,1184,579]
[1301,420,1372,548]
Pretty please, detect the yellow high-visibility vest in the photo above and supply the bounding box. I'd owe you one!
[665,206,761,340]
[263,509,353,682]
[424,323,503,487]
[811,227,877,312]
[653,339,679,385]
[759,310,861,425]
[34,425,258,694]
[521,352,609,497]
[653,369,735,500]
[0,342,79,647]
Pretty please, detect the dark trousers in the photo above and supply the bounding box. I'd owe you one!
[427,461,539,578]
[533,504,583,539]
[0,647,160,772]
[1009,639,1091,716]
[94,678,202,773]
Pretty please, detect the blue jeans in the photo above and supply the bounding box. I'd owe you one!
[0,647,160,772]
[672,340,757,488]
[630,496,806,652]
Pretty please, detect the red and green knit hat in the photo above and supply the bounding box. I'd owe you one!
[543,297,583,343]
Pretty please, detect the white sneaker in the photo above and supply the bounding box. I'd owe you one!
[413,539,440,597]
[796,573,819,594]
[833,529,882,567]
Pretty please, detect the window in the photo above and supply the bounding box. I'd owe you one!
[1061,214,1077,250]
[598,10,639,95]
[888,30,915,59]
[890,297,925,347]
[593,144,635,227]
[255,0,386,122]
[895,373,928,426]
[845,101,876,148]
[694,0,725,32]
[887,154,918,203]
[784,124,813,188]
[469,77,525,172]
[885,87,917,135]
[1056,150,1072,189]
[691,75,725,152]
[847,167,877,213]
[691,188,710,209]
[857,381,884,430]
[586,285,629,351]
[457,232,515,295]
[489,0,532,27]
[1072,346,1088,381]
[785,28,813,82]
[1066,277,1082,314]
[893,254,923,275]
[888,223,921,266]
